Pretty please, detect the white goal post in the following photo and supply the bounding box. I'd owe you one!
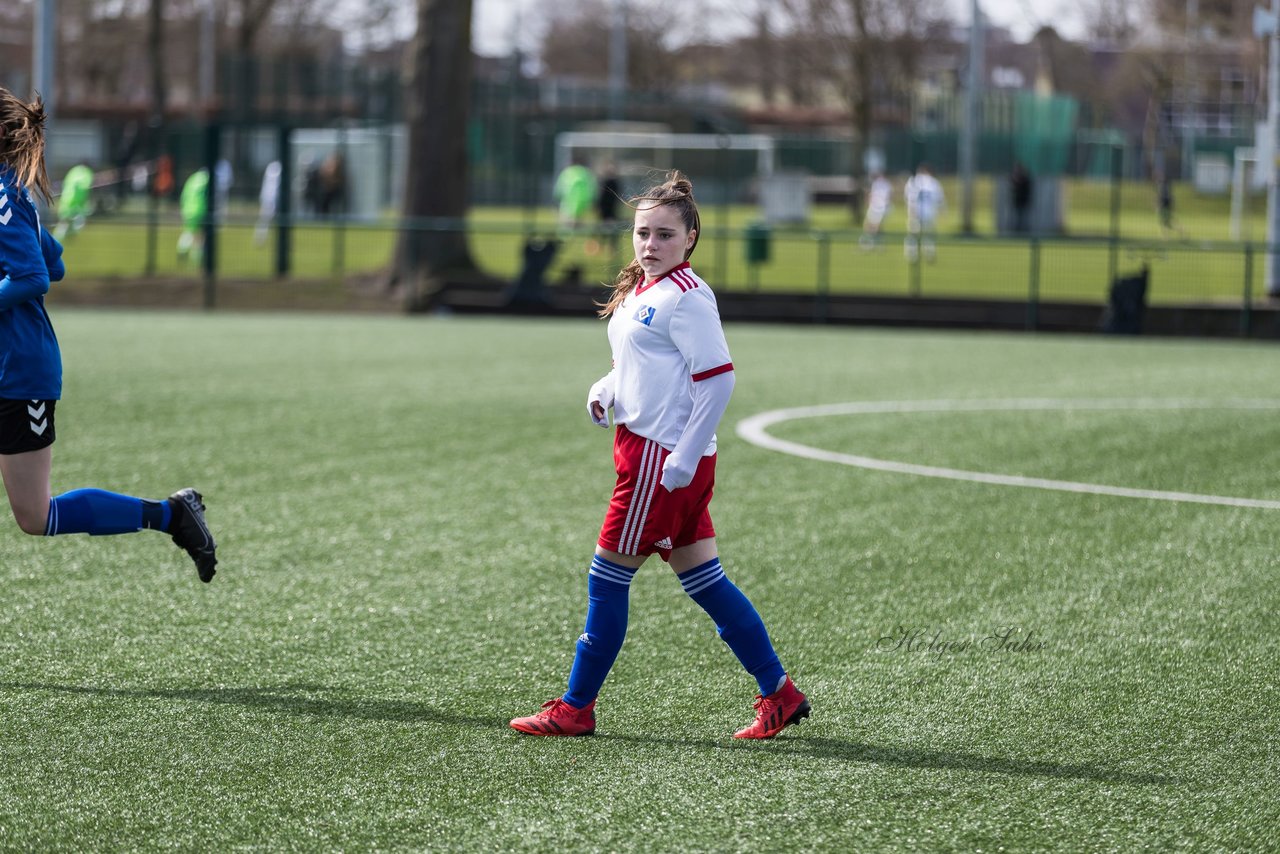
[1230,146,1257,241]
[554,130,816,222]
[554,130,778,181]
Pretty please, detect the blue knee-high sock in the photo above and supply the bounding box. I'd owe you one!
[563,555,638,709]
[45,489,171,537]
[679,557,786,697]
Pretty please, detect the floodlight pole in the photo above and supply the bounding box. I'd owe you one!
[200,0,216,107]
[609,0,628,121]
[34,0,56,117]
[1267,0,1280,295]
[960,0,983,234]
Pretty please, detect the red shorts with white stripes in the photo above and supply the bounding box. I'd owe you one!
[597,423,716,562]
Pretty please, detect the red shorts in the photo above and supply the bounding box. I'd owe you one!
[597,424,716,561]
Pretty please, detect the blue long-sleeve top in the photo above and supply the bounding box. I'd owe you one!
[0,163,64,400]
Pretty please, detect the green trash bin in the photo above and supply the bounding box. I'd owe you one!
[745,222,771,265]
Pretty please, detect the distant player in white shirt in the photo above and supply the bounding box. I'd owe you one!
[860,171,892,251]
[904,163,944,262]
[254,160,281,246]
[511,171,809,741]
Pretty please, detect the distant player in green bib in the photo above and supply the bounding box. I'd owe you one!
[54,163,93,240]
[177,167,209,262]
[553,156,597,236]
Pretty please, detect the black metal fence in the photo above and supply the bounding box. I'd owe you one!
[53,213,1274,311]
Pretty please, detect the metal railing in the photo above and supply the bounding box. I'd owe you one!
[52,213,1274,312]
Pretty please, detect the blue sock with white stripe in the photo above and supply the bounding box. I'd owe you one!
[678,557,785,697]
[45,489,171,537]
[563,555,638,709]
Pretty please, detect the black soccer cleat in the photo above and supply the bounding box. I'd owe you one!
[169,488,218,582]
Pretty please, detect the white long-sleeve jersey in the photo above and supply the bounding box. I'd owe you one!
[603,262,734,455]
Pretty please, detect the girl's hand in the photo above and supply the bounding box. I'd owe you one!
[587,375,615,428]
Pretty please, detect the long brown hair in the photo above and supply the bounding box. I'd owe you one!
[597,170,701,317]
[0,88,51,203]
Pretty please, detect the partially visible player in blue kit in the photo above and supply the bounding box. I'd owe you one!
[0,87,217,580]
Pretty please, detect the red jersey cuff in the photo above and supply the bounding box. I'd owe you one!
[692,363,734,382]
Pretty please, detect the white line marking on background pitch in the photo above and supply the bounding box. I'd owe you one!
[735,399,1280,510]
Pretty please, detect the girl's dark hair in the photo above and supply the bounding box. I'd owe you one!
[597,170,701,317]
[0,88,50,202]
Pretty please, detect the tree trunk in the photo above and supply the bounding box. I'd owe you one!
[392,0,485,309]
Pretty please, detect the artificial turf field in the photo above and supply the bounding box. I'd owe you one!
[1,309,1277,851]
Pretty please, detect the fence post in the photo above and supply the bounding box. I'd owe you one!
[815,231,830,323]
[1027,236,1041,331]
[1107,144,1122,291]
[202,120,220,310]
[1242,242,1254,338]
[145,179,158,278]
[909,236,922,297]
[275,125,292,278]
[332,124,348,279]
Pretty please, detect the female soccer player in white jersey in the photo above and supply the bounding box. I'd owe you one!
[511,171,808,739]
[0,87,217,580]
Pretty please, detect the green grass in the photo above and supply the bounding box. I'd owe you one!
[1,310,1276,850]
[54,177,1273,306]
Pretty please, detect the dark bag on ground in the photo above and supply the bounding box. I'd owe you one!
[505,239,559,307]
[1102,266,1148,335]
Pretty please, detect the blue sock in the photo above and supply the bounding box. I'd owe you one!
[45,489,171,537]
[679,557,786,697]
[563,555,638,709]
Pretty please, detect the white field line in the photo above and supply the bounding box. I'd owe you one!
[735,399,1280,510]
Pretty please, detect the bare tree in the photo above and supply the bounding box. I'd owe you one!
[538,0,684,92]
[776,0,949,218]
[392,0,486,307]
[1081,0,1139,44]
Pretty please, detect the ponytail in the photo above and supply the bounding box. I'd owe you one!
[0,88,51,203]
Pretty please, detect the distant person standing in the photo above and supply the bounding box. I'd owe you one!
[255,160,282,246]
[904,163,944,262]
[859,172,892,251]
[316,152,347,217]
[588,160,622,256]
[54,162,93,240]
[214,158,233,221]
[1157,173,1184,238]
[1010,161,1033,234]
[176,168,209,263]
[553,155,598,236]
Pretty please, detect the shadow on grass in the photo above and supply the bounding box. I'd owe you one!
[0,681,505,729]
[594,733,1176,786]
[4,681,1176,785]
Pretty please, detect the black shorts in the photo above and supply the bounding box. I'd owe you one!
[0,398,57,455]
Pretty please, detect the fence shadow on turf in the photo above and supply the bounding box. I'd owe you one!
[595,733,1176,786]
[0,681,507,730]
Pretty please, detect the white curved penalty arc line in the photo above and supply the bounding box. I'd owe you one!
[735,399,1280,510]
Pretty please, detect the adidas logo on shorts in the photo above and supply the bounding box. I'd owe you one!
[654,537,673,549]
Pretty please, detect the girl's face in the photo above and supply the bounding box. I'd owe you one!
[633,202,696,280]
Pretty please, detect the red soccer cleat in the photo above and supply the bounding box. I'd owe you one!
[733,675,810,739]
[510,698,597,737]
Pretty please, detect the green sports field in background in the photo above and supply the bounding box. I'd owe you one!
[51,177,1279,305]
[1,310,1275,849]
